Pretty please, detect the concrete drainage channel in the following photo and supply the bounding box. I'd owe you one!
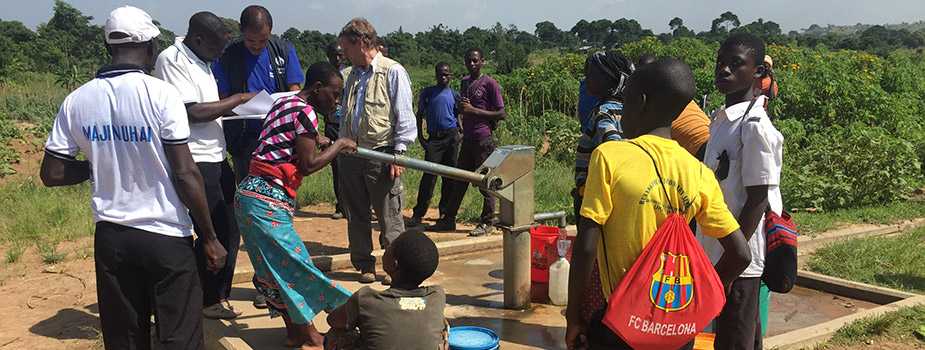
[208,219,925,350]
[764,218,925,350]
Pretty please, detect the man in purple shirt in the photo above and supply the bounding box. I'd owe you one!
[433,48,506,236]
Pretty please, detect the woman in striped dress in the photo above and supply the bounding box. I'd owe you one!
[235,62,356,350]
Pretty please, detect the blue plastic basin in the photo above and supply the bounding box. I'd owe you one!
[448,326,500,350]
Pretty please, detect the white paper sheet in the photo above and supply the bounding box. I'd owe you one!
[230,90,273,116]
[224,91,299,121]
[270,91,299,100]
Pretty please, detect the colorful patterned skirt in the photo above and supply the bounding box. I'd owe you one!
[234,175,351,325]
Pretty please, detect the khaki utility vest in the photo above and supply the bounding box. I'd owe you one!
[341,54,398,149]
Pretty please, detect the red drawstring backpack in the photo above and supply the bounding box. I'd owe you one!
[601,142,727,350]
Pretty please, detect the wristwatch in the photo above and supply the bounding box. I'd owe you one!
[394,150,406,156]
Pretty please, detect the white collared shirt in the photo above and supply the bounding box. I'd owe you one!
[153,37,225,163]
[699,95,784,278]
[345,53,417,152]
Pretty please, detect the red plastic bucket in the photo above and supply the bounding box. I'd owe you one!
[530,225,574,282]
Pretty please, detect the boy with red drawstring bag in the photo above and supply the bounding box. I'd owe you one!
[602,217,726,349]
[564,58,751,350]
[600,144,730,350]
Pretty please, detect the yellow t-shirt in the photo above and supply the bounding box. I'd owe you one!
[671,101,711,156]
[579,135,739,299]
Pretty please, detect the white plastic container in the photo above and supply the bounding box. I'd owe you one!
[548,239,571,306]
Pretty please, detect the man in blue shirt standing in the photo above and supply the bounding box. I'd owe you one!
[212,5,304,184]
[408,63,461,228]
[211,5,303,310]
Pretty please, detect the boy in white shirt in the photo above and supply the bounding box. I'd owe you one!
[701,33,784,350]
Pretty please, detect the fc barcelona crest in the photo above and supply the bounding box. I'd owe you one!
[650,252,694,312]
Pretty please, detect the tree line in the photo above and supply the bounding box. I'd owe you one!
[2,1,925,84]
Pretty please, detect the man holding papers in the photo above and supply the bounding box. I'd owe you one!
[153,11,254,319]
[212,5,305,184]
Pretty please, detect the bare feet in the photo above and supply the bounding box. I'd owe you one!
[302,324,325,348]
[300,343,323,350]
[283,315,305,348]
[281,314,325,349]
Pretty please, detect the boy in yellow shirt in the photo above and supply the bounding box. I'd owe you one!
[565,58,752,350]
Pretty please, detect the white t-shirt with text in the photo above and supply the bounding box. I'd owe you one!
[44,66,194,238]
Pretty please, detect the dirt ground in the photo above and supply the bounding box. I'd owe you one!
[291,204,477,256]
[0,199,477,350]
[1,136,43,185]
[0,136,482,349]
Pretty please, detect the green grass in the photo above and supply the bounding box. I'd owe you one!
[0,180,94,263]
[817,305,925,348]
[0,72,66,178]
[37,240,66,264]
[807,228,925,293]
[0,72,67,124]
[0,74,93,264]
[74,243,93,260]
[793,200,925,236]
[4,242,25,264]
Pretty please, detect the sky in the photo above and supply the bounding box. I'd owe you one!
[4,0,925,35]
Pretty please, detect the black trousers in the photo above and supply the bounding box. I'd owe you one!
[95,222,203,350]
[193,161,240,307]
[572,189,583,224]
[412,129,460,219]
[225,120,260,184]
[325,122,344,214]
[443,136,496,224]
[715,277,763,350]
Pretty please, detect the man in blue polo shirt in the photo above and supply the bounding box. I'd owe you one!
[212,5,304,184]
[408,62,462,228]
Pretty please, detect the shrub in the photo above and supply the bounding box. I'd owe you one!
[0,72,67,123]
[780,121,922,209]
[621,37,724,110]
[495,53,583,118]
[4,242,24,264]
[542,111,580,163]
[37,240,66,264]
[771,49,892,129]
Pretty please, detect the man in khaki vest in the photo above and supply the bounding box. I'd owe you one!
[337,18,417,285]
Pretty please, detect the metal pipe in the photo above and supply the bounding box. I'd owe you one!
[352,147,487,185]
[503,228,532,309]
[350,145,538,310]
[534,211,568,228]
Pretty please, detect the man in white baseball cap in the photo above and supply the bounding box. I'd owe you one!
[41,5,226,349]
[104,6,161,44]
